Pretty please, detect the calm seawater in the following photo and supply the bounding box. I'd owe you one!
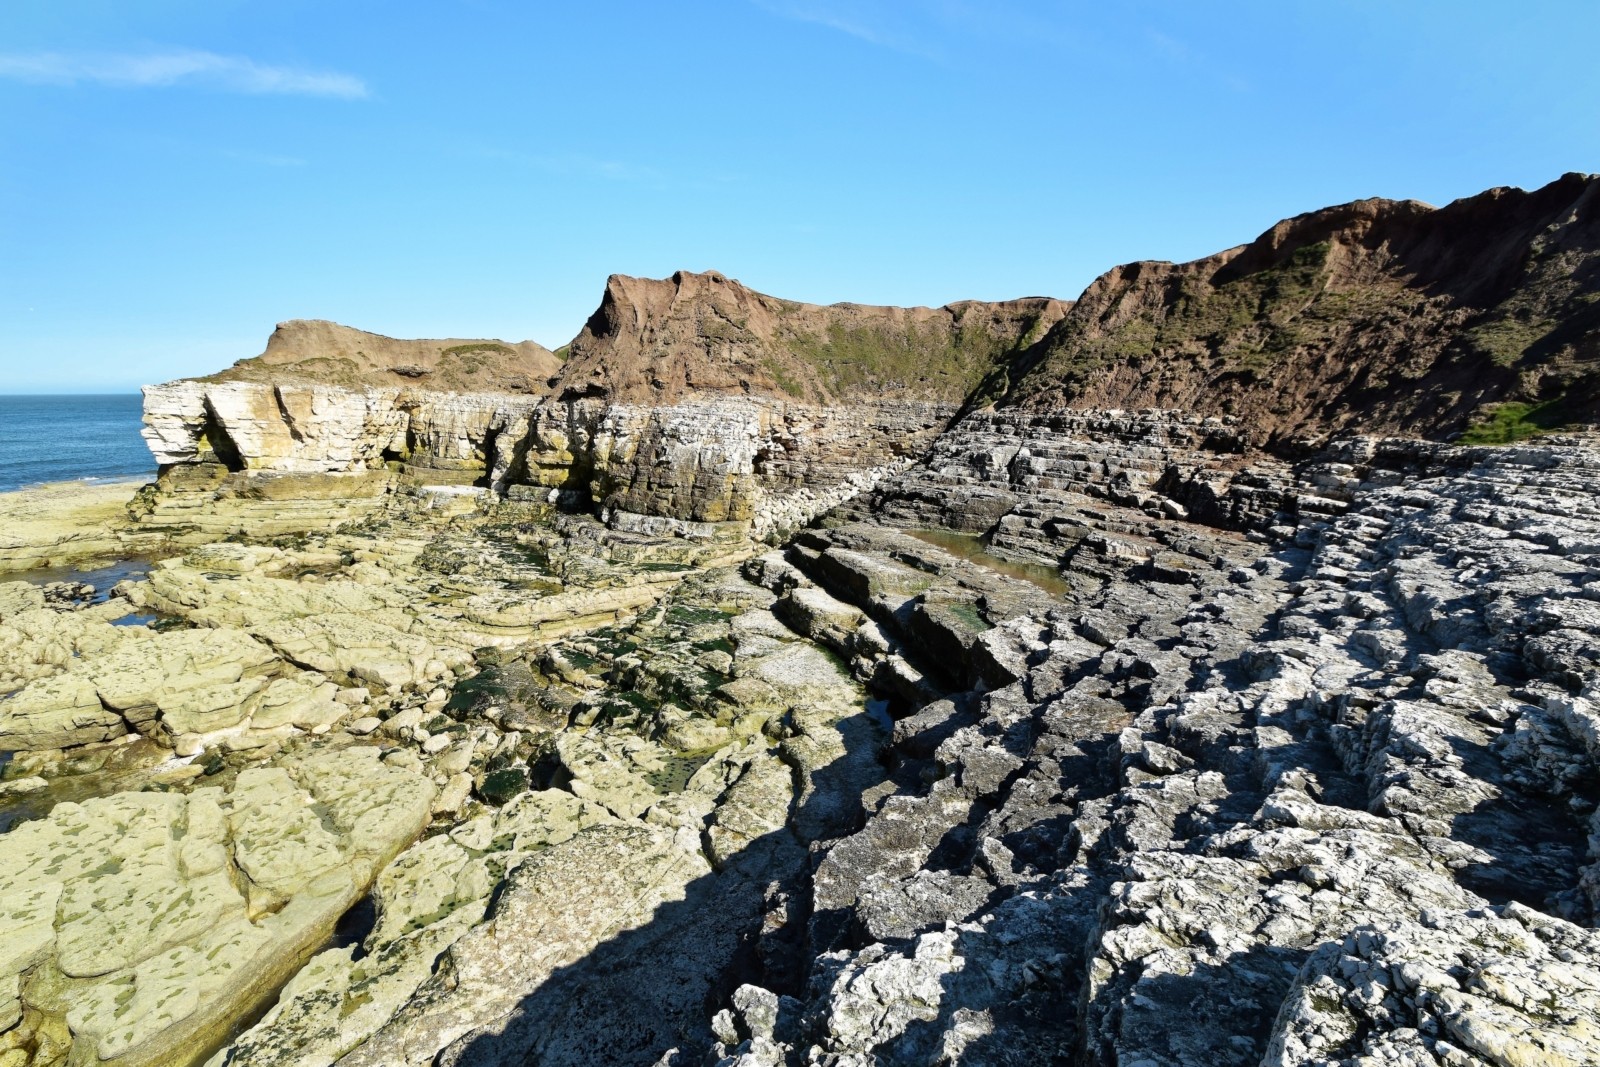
[0,394,154,493]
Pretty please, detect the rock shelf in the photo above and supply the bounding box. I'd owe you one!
[6,418,1599,1065]
[8,173,1600,1064]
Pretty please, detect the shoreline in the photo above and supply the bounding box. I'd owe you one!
[0,476,163,576]
[0,471,155,497]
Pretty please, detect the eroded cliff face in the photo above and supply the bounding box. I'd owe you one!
[139,379,957,542]
[138,175,1600,546]
[550,269,1068,406]
[1004,172,1600,443]
[138,273,1074,542]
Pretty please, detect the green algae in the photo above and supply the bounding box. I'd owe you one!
[905,529,1072,597]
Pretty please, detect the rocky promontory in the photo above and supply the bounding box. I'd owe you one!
[1007,172,1600,443]
[550,269,1068,405]
[3,174,1600,1067]
[208,319,563,394]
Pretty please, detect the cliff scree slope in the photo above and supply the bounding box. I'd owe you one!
[208,319,564,394]
[549,269,1070,405]
[1003,172,1600,444]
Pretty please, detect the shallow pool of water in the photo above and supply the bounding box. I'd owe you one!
[12,556,153,602]
[905,529,1073,598]
[0,737,177,832]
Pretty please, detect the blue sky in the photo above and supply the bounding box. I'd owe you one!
[1,1,1597,392]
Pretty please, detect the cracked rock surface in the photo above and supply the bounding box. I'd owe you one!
[5,426,1600,1067]
[687,434,1600,1067]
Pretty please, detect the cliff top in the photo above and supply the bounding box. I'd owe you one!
[204,319,563,394]
[172,171,1600,445]
[547,269,1069,405]
[1005,171,1600,444]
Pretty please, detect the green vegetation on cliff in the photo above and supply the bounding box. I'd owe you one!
[994,175,1600,443]
[1024,241,1350,393]
[784,319,1036,400]
[1457,398,1574,444]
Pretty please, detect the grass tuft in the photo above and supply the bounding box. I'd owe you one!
[1457,398,1572,445]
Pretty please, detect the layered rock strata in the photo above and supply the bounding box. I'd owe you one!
[861,408,1295,545]
[9,173,1600,1067]
[5,426,1600,1065]
[140,382,956,541]
[0,482,166,575]
[137,270,1072,543]
[135,175,1600,558]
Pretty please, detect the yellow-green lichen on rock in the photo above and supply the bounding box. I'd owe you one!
[0,746,434,1067]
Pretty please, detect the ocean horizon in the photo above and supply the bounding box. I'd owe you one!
[0,393,155,493]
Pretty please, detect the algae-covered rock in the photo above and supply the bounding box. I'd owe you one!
[337,824,713,1067]
[0,746,433,1067]
[0,673,127,750]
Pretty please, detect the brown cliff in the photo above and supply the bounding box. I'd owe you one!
[549,269,1069,405]
[1003,172,1600,445]
[208,319,564,394]
[178,173,1600,448]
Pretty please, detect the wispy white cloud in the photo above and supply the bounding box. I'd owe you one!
[936,1,1079,50]
[0,49,368,98]
[538,153,663,183]
[751,1,945,60]
[481,147,666,184]
[221,149,308,167]
[750,1,1079,61]
[1147,31,1250,93]
[472,144,748,191]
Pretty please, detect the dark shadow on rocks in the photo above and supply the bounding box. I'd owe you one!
[439,708,887,1067]
[1068,942,1312,1067]
[1443,730,1590,916]
[869,873,1111,1067]
[329,893,378,962]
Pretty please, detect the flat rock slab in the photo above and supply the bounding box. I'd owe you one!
[0,626,280,751]
[0,746,433,1067]
[338,824,712,1067]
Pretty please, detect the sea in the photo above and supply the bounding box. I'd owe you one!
[0,393,155,493]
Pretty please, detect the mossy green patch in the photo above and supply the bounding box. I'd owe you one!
[784,319,1025,401]
[1461,316,1561,367]
[445,666,517,716]
[665,603,735,628]
[761,357,806,398]
[692,636,736,657]
[1016,240,1352,397]
[478,767,529,806]
[645,752,714,793]
[943,601,993,632]
[1457,398,1574,444]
